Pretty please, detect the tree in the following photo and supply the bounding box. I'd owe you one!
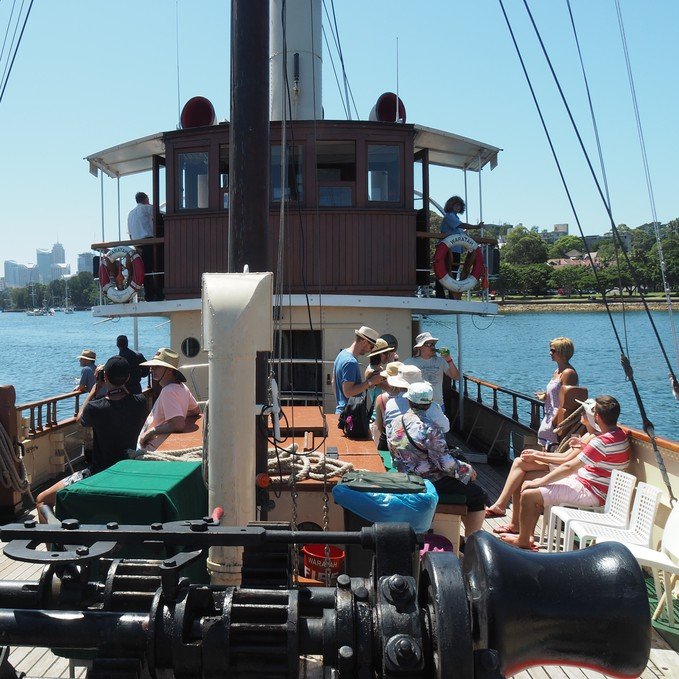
[502,227,549,265]
[497,262,522,299]
[549,265,587,296]
[521,264,552,296]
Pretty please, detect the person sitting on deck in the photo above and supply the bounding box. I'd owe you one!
[136,348,200,452]
[387,381,488,535]
[332,326,386,414]
[500,395,631,550]
[487,398,600,529]
[36,356,148,522]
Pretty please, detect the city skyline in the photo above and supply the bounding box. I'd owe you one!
[3,242,95,288]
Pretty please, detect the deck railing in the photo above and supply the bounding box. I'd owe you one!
[461,374,543,430]
[16,391,82,436]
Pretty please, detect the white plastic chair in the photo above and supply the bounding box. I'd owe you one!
[600,500,679,626]
[566,482,662,554]
[545,470,637,552]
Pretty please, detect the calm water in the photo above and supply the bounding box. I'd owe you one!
[1,309,677,440]
[421,310,679,440]
[1,312,170,404]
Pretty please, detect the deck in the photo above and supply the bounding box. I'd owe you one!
[1,410,676,677]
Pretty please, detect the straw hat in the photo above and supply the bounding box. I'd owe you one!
[380,361,404,379]
[368,338,396,358]
[77,349,96,362]
[140,348,186,382]
[406,381,434,405]
[413,332,439,349]
[387,364,423,389]
[355,326,379,345]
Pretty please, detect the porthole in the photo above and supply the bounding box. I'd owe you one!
[181,337,200,358]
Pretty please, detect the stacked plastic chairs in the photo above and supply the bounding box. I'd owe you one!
[600,501,679,625]
[545,470,637,552]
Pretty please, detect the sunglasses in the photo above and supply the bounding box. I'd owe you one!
[423,342,437,348]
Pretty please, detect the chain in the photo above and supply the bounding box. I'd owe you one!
[321,444,332,585]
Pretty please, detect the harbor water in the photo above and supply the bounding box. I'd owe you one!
[1,309,677,440]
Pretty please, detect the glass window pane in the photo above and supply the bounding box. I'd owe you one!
[316,141,355,181]
[178,151,209,209]
[367,144,400,202]
[319,186,352,207]
[219,144,229,209]
[271,145,303,202]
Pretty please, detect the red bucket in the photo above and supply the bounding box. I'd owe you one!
[302,544,345,583]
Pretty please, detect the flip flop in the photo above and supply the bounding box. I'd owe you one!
[485,507,506,518]
[492,524,518,534]
[498,535,539,551]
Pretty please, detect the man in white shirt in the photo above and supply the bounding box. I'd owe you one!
[404,332,459,406]
[127,192,160,300]
[127,192,153,240]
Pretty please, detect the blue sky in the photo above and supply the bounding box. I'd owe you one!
[0,0,677,270]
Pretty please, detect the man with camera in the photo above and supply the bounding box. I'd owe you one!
[36,356,148,522]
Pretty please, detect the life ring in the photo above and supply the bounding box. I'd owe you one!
[98,246,145,304]
[433,232,487,293]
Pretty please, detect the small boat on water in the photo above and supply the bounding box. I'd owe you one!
[0,2,676,676]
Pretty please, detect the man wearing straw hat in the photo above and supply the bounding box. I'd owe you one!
[405,332,459,406]
[332,326,386,414]
[76,349,97,393]
[137,348,200,451]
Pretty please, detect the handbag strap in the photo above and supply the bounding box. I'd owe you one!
[400,415,428,453]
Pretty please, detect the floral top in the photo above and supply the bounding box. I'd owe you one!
[387,410,473,484]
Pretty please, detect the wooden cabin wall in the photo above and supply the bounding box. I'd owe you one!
[163,209,417,298]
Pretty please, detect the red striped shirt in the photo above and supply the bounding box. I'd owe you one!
[576,428,631,505]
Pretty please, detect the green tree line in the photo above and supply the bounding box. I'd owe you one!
[496,220,678,298]
[0,272,100,310]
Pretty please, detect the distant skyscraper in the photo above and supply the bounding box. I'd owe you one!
[554,223,569,235]
[51,263,71,280]
[77,252,95,275]
[52,242,65,264]
[3,261,36,288]
[36,249,53,283]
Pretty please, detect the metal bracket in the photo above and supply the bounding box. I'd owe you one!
[2,539,117,564]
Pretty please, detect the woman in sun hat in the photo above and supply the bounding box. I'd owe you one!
[136,348,200,451]
[387,381,488,535]
[370,361,404,448]
[404,332,458,406]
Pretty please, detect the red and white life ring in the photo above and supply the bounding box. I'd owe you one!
[98,246,145,304]
[433,232,488,293]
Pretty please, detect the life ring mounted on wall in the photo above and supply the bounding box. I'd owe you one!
[433,232,488,293]
[98,246,145,304]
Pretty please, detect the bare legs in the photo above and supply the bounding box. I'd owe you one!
[462,510,485,535]
[35,480,65,523]
[501,488,545,549]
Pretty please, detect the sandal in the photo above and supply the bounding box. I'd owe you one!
[484,507,506,519]
[492,524,518,534]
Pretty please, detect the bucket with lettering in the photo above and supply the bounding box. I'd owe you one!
[302,544,345,583]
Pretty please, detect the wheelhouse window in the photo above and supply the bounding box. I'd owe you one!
[271,145,303,203]
[219,144,229,209]
[367,144,400,203]
[177,151,209,210]
[316,141,355,207]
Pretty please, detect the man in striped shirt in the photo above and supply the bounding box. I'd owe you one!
[500,395,630,550]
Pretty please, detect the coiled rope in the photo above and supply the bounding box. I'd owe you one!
[0,420,33,503]
[268,443,353,484]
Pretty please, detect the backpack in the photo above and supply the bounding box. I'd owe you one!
[337,392,373,439]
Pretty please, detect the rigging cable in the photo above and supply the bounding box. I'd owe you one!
[520,1,677,500]
[613,0,679,394]
[0,0,33,107]
[565,0,630,359]
[174,0,181,126]
[321,26,349,119]
[0,0,20,74]
[497,0,675,502]
[519,0,677,393]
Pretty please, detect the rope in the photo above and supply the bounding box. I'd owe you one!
[0,420,33,503]
[132,446,203,462]
[267,444,353,484]
[499,0,676,503]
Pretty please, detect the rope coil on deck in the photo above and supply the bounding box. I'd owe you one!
[268,444,354,484]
